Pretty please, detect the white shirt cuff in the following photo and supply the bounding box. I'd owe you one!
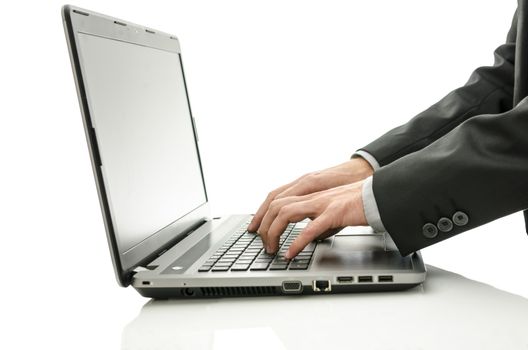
[352,150,380,171]
[361,176,387,232]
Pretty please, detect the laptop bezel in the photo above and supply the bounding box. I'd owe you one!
[62,5,211,287]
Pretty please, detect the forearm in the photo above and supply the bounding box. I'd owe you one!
[360,40,516,167]
[371,98,528,255]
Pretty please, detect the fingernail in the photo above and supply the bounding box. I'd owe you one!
[284,251,291,259]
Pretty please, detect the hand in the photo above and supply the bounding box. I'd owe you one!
[248,157,373,232]
[256,180,368,259]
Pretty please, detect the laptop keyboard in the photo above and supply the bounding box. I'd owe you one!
[198,221,316,272]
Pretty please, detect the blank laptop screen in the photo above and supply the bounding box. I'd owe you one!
[77,32,207,253]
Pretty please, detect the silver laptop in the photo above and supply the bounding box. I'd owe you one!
[62,5,426,298]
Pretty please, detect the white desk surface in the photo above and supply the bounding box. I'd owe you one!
[4,215,528,350]
[121,265,528,350]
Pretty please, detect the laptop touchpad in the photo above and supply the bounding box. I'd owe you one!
[330,234,387,251]
[312,234,411,271]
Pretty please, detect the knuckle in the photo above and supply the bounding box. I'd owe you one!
[275,191,287,199]
[266,190,278,200]
[305,173,318,183]
[269,199,280,212]
[277,204,292,218]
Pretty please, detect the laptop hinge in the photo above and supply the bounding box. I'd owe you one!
[132,218,209,272]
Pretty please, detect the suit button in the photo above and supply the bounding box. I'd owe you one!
[437,217,453,232]
[452,211,469,226]
[422,223,438,238]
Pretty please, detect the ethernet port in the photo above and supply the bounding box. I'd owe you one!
[312,280,332,292]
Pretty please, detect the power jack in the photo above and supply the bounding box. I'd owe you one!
[183,288,195,296]
[312,280,332,292]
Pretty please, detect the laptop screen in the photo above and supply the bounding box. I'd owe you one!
[77,32,207,254]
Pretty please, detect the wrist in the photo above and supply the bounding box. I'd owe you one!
[356,180,368,226]
[349,157,374,180]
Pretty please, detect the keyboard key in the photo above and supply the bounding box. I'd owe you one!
[211,266,230,272]
[269,264,288,270]
[239,257,257,263]
[231,263,251,271]
[289,262,309,270]
[297,251,312,256]
[214,262,233,267]
[250,263,270,271]
[198,265,212,272]
[258,252,274,257]
[232,247,247,251]
[302,243,316,252]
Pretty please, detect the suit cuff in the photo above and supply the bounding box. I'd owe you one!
[352,150,381,171]
[362,176,387,232]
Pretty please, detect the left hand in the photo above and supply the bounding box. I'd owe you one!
[257,180,368,259]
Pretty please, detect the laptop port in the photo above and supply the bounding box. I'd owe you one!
[358,276,373,283]
[282,280,303,293]
[378,275,393,283]
[142,281,151,286]
[183,288,195,296]
[337,276,354,283]
[312,280,332,292]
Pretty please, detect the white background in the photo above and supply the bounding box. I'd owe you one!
[1,0,525,349]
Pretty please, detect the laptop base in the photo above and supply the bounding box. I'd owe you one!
[136,282,422,299]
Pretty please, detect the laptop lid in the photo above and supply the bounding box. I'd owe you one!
[62,5,211,286]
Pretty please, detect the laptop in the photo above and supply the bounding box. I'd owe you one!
[62,5,426,299]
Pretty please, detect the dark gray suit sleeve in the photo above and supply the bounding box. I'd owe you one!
[372,96,528,256]
[358,11,517,167]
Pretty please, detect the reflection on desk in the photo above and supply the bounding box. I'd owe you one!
[122,265,528,350]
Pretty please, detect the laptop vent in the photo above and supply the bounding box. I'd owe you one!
[199,286,277,297]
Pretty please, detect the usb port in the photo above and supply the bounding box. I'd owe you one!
[358,276,373,283]
[337,276,353,283]
[378,275,393,283]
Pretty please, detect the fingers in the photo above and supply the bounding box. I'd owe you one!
[248,173,316,232]
[285,214,333,259]
[247,182,293,232]
[264,201,317,254]
[258,192,317,235]
[314,227,342,241]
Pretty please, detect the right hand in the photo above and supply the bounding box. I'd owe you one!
[247,157,374,233]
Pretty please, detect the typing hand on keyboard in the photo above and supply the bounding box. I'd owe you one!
[251,181,368,259]
[247,159,373,259]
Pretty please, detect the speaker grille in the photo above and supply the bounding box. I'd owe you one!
[199,286,277,297]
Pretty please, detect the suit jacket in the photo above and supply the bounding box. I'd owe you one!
[359,1,528,255]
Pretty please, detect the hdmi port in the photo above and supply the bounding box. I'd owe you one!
[337,276,353,283]
[358,276,373,283]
